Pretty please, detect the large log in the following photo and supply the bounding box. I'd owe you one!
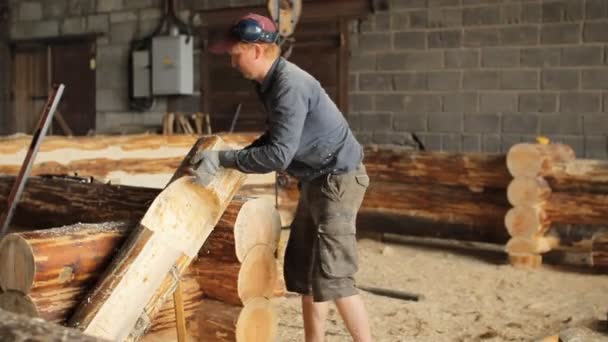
[363,146,511,189]
[506,143,575,178]
[0,176,158,229]
[0,222,133,323]
[68,136,246,341]
[591,233,608,270]
[0,307,106,342]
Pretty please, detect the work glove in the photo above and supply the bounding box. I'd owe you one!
[189,150,238,184]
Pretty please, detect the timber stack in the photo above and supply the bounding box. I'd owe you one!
[505,142,608,269]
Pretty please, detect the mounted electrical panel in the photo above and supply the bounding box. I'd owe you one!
[132,50,150,98]
[151,35,193,95]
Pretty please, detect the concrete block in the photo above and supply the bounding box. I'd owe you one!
[403,51,444,70]
[11,20,59,39]
[427,71,461,90]
[394,32,426,49]
[376,94,405,111]
[482,134,501,153]
[394,72,427,91]
[359,73,393,91]
[445,49,479,68]
[97,88,128,111]
[110,11,138,23]
[501,134,523,153]
[463,71,499,90]
[560,93,602,112]
[464,28,499,47]
[464,113,500,133]
[481,47,519,67]
[582,69,608,89]
[110,22,137,44]
[428,7,462,28]
[584,22,608,43]
[500,70,538,90]
[43,0,67,19]
[390,12,409,31]
[519,93,557,112]
[502,113,539,134]
[419,133,442,151]
[97,0,124,13]
[404,94,442,112]
[542,1,583,22]
[409,10,428,28]
[522,3,542,23]
[394,112,427,132]
[87,15,109,33]
[68,0,95,15]
[584,114,608,134]
[562,46,603,66]
[584,136,607,159]
[428,30,462,48]
[462,134,481,152]
[586,0,608,20]
[390,0,427,9]
[443,93,478,112]
[61,18,86,35]
[463,6,500,26]
[359,113,393,131]
[541,23,581,44]
[350,54,376,72]
[500,26,538,45]
[539,114,583,135]
[359,33,392,51]
[19,1,42,21]
[542,69,579,90]
[479,92,517,112]
[428,112,463,132]
[350,94,374,112]
[521,47,561,67]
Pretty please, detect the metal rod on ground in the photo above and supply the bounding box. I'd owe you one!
[0,84,65,236]
[357,285,423,302]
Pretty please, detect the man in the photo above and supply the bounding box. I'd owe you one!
[191,13,372,342]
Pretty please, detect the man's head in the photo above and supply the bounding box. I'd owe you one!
[210,13,281,81]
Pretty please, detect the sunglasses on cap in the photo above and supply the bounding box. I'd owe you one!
[231,18,278,44]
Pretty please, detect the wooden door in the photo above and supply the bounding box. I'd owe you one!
[11,48,48,134]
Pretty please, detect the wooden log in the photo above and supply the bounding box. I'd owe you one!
[508,253,542,268]
[200,196,281,264]
[357,180,511,242]
[504,206,550,238]
[363,146,511,189]
[506,143,575,178]
[505,236,553,254]
[506,177,551,207]
[68,136,246,342]
[545,192,608,226]
[0,176,158,229]
[195,297,277,342]
[0,307,107,342]
[591,233,608,270]
[544,158,608,193]
[193,244,278,306]
[0,222,133,323]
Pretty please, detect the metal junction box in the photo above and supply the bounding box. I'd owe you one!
[151,35,193,95]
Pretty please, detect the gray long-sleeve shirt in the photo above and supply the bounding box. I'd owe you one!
[230,57,363,181]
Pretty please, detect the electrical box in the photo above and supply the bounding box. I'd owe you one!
[151,35,193,95]
[132,50,150,98]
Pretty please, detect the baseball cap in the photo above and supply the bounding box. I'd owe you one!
[209,13,279,54]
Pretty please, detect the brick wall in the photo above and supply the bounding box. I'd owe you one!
[349,0,608,158]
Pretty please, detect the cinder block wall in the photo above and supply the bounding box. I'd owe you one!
[349,0,608,158]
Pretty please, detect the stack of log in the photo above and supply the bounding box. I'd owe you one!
[505,143,608,269]
[0,135,283,341]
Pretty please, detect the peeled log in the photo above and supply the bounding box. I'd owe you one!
[0,307,106,342]
[364,146,511,189]
[506,177,551,207]
[505,236,553,254]
[200,196,281,264]
[68,136,246,342]
[0,222,133,323]
[506,143,575,178]
[193,244,278,306]
[544,159,608,193]
[545,192,608,226]
[504,206,550,238]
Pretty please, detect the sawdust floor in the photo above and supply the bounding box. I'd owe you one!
[273,231,608,342]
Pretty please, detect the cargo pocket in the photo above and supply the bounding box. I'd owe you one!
[317,223,358,278]
[320,173,344,202]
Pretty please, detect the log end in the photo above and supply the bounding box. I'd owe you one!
[506,177,551,207]
[505,206,549,238]
[235,198,282,263]
[0,234,35,293]
[238,244,278,304]
[236,297,277,342]
[508,253,543,268]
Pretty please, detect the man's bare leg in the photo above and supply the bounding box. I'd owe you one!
[302,295,329,342]
[335,294,373,342]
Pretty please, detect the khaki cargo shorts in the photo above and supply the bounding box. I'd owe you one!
[283,164,369,302]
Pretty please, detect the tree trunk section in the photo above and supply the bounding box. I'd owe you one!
[506,177,551,207]
[506,143,575,178]
[68,136,246,342]
[504,206,550,238]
